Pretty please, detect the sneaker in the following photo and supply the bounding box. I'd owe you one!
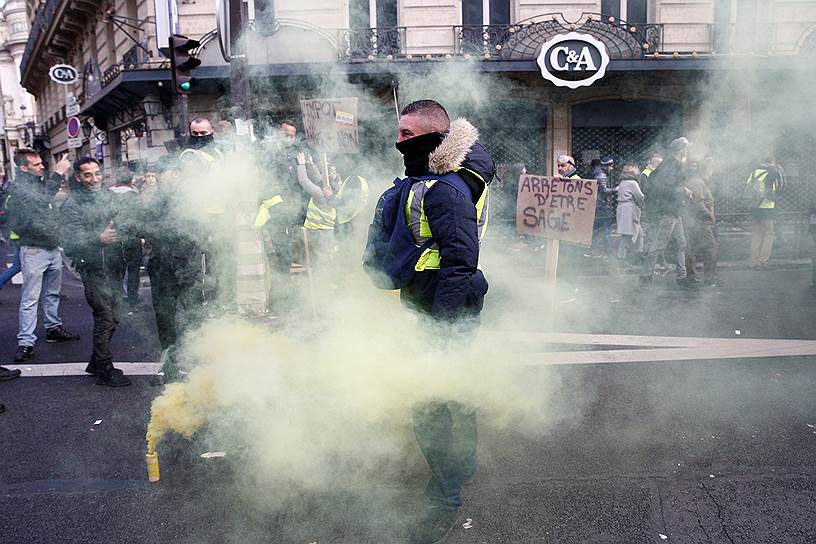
[96,366,132,388]
[676,277,700,290]
[0,366,21,381]
[13,345,34,362]
[45,326,80,343]
[409,507,461,544]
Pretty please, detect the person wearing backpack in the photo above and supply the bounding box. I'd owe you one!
[364,100,494,544]
[745,156,785,269]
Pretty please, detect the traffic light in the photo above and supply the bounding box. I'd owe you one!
[169,35,201,94]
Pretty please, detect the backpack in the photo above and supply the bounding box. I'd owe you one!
[743,165,783,209]
[363,172,471,290]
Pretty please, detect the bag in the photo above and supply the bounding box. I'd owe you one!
[742,170,766,209]
[363,172,471,290]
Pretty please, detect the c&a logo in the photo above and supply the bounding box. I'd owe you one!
[536,32,610,89]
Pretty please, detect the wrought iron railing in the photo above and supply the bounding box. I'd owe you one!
[340,27,405,58]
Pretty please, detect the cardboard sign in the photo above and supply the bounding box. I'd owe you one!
[300,97,359,153]
[516,175,598,246]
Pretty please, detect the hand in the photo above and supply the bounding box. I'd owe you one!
[322,187,333,199]
[684,187,693,199]
[296,152,306,165]
[99,221,120,244]
[53,153,71,176]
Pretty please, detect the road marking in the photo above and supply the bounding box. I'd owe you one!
[479,332,816,365]
[4,362,161,377]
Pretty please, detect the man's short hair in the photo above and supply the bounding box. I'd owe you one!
[14,148,39,168]
[400,100,450,133]
[190,117,211,127]
[73,156,101,174]
[280,119,297,129]
[557,155,575,167]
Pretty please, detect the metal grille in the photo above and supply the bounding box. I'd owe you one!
[571,126,665,177]
[479,127,546,176]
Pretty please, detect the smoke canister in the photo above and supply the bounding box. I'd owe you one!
[145,452,160,483]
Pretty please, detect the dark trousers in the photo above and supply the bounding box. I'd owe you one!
[593,212,613,255]
[263,221,297,313]
[81,272,123,368]
[124,242,142,305]
[685,221,718,281]
[413,401,477,511]
[402,271,484,512]
[147,257,202,353]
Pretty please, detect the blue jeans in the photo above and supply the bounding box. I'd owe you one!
[641,216,687,280]
[0,242,21,288]
[18,245,63,346]
[413,400,477,512]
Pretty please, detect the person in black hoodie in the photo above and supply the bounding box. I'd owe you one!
[61,157,132,387]
[393,100,494,544]
[7,149,79,363]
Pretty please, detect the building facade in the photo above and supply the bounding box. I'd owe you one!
[18,0,816,216]
[0,0,38,178]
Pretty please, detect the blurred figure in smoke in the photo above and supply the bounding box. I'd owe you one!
[640,137,696,289]
[142,156,207,385]
[492,162,526,232]
[589,156,616,257]
[640,152,663,195]
[684,156,719,287]
[745,156,785,270]
[296,151,336,264]
[61,157,133,387]
[391,100,493,544]
[110,168,143,310]
[615,163,645,260]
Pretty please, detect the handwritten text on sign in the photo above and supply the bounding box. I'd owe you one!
[300,97,359,153]
[516,175,598,246]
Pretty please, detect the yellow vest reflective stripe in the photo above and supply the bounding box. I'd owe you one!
[253,195,284,227]
[405,168,489,272]
[641,166,654,177]
[748,168,776,209]
[304,198,337,230]
[179,148,222,163]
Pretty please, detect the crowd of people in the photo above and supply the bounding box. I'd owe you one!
[0,116,368,393]
[492,138,790,291]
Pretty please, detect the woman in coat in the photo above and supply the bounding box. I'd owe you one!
[616,163,646,259]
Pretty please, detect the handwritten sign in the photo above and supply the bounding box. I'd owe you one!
[300,97,359,153]
[516,175,598,246]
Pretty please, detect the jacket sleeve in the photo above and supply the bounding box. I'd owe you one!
[423,182,481,321]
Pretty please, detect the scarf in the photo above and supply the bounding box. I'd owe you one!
[395,132,445,177]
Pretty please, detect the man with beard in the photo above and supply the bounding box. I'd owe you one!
[7,149,79,363]
[377,100,493,544]
[61,157,132,387]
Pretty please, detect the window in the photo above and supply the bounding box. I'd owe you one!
[462,0,482,26]
[602,0,620,19]
[377,0,397,27]
[463,0,510,26]
[349,0,370,29]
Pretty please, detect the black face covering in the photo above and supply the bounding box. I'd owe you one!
[395,132,445,176]
[189,134,214,149]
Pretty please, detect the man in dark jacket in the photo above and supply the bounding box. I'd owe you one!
[61,157,132,387]
[394,100,493,544]
[640,137,696,288]
[589,156,617,256]
[7,149,79,362]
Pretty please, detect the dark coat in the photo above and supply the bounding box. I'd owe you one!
[61,187,128,276]
[400,120,493,323]
[644,157,688,218]
[7,170,64,249]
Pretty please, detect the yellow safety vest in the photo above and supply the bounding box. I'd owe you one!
[303,198,337,230]
[178,147,223,164]
[253,195,284,227]
[641,166,654,178]
[747,168,776,209]
[405,168,489,272]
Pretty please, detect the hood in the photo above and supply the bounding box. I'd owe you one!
[428,118,495,185]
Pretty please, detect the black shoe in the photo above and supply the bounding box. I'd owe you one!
[676,277,700,290]
[0,403,5,414]
[409,507,461,544]
[84,361,100,375]
[96,366,132,388]
[13,345,33,362]
[0,366,21,381]
[46,326,80,343]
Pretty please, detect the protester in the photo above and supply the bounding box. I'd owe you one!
[0,182,21,290]
[589,156,616,256]
[7,149,79,362]
[640,137,696,289]
[110,168,143,309]
[615,163,645,260]
[179,117,223,163]
[557,155,579,179]
[745,156,785,269]
[640,152,663,194]
[684,157,719,286]
[61,157,132,387]
[367,99,493,544]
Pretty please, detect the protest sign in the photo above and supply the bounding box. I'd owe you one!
[516,174,598,247]
[300,97,359,153]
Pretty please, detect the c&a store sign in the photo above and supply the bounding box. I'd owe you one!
[536,32,610,89]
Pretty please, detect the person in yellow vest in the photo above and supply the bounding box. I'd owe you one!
[745,156,785,269]
[639,152,663,195]
[391,100,493,544]
[178,117,224,164]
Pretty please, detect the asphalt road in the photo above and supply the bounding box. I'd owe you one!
[1,264,815,544]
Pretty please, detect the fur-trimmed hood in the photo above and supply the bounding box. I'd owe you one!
[428,118,495,186]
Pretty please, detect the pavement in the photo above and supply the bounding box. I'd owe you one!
[1,259,816,544]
